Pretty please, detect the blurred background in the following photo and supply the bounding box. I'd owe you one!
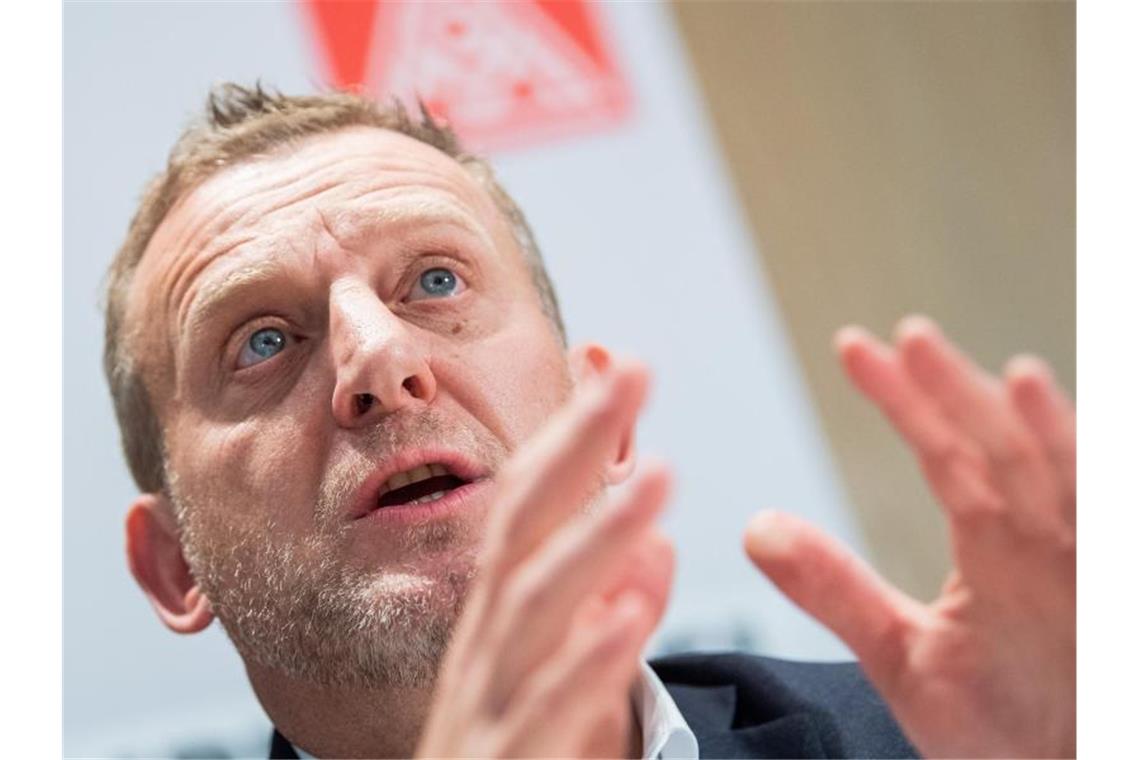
[63,1,1073,756]
[675,0,1075,604]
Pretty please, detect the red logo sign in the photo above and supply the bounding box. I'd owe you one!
[302,0,633,152]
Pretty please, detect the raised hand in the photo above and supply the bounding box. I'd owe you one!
[417,362,675,758]
[744,316,1075,758]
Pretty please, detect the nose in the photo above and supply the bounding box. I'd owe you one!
[328,279,437,428]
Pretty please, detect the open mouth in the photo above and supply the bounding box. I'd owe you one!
[376,463,472,508]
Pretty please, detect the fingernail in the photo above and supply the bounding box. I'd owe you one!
[833,325,872,352]
[894,314,939,343]
[1006,353,1054,382]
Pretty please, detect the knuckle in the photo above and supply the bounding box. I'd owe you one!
[923,436,972,472]
[989,428,1036,471]
[952,490,1006,523]
[922,459,1004,521]
[921,447,980,500]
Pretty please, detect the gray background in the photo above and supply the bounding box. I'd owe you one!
[65,2,861,755]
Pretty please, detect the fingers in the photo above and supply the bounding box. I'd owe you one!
[743,511,920,692]
[1004,355,1076,520]
[835,325,1000,522]
[413,357,660,758]
[436,359,671,743]
[893,316,1062,527]
[836,318,1073,535]
[499,592,654,756]
[487,463,672,690]
[490,528,671,754]
[836,325,967,458]
[484,359,650,579]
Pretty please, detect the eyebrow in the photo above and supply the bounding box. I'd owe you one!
[181,257,293,338]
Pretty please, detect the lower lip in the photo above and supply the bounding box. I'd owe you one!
[355,478,492,526]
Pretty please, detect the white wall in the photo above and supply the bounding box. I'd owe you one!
[64,2,863,755]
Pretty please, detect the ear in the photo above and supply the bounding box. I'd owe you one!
[568,343,638,485]
[125,492,214,634]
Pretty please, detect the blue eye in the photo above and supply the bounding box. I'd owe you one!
[410,267,466,300]
[237,327,288,368]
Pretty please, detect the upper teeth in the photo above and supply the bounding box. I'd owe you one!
[382,463,448,494]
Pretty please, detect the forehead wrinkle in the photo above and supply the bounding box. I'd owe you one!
[159,161,327,271]
[165,232,259,317]
[321,192,495,254]
[125,222,258,398]
[156,133,501,315]
[159,178,354,340]
[191,149,475,247]
[155,160,368,301]
[169,170,488,302]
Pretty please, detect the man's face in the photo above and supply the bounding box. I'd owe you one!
[126,127,572,686]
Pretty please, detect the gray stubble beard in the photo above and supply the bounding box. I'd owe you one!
[169,412,503,690]
[179,510,480,689]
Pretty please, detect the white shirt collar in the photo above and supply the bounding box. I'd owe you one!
[291,661,699,759]
[634,660,700,759]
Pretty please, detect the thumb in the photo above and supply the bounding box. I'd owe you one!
[743,511,919,690]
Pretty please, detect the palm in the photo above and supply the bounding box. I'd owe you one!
[746,317,1075,758]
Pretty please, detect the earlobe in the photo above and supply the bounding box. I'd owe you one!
[125,493,214,634]
[568,343,638,485]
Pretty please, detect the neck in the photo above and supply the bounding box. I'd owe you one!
[249,663,433,759]
[249,664,642,759]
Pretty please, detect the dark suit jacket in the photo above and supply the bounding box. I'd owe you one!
[269,652,918,758]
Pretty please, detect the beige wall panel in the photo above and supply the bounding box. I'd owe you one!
[671,0,1074,600]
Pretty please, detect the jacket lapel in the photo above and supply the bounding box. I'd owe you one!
[666,682,827,759]
[269,728,300,759]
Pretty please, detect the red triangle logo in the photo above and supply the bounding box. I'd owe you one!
[302,0,380,89]
[299,0,631,152]
[532,0,612,72]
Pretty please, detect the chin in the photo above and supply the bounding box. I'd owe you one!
[361,545,479,607]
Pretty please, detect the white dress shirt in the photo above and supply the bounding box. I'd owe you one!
[633,660,700,759]
[291,660,699,759]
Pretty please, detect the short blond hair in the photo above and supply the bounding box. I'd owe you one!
[104,82,565,493]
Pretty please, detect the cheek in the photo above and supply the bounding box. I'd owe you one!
[436,318,571,449]
[167,404,328,532]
